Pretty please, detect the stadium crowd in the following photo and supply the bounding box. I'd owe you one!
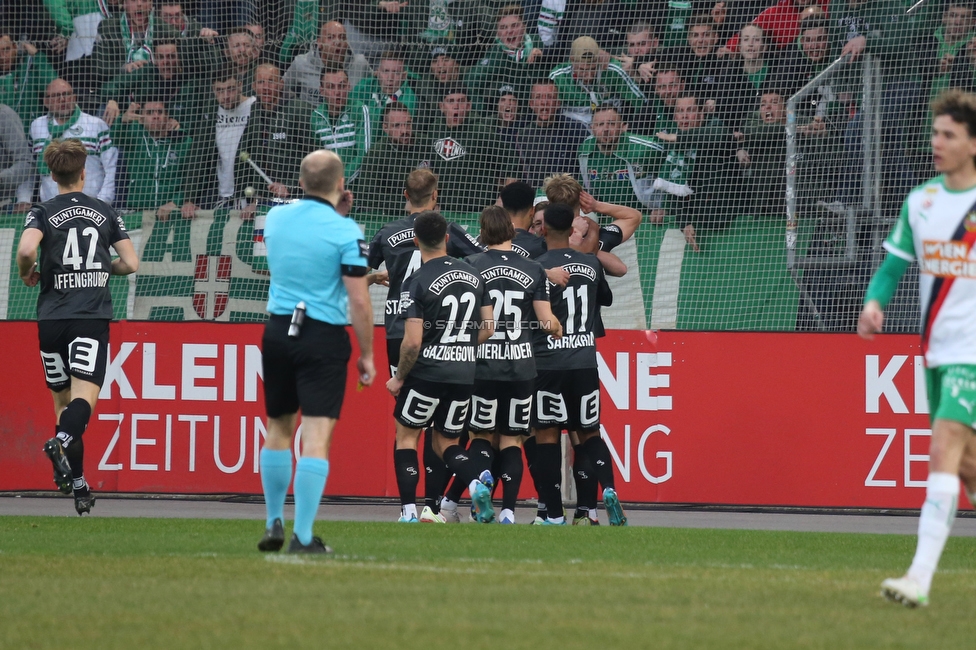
[2,0,969,243]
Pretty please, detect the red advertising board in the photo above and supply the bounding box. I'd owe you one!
[0,322,937,508]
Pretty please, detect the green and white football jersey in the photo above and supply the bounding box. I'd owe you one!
[885,175,976,366]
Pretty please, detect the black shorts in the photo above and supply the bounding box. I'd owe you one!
[470,378,534,436]
[393,376,472,437]
[532,367,601,433]
[37,319,110,391]
[387,337,402,379]
[262,315,351,419]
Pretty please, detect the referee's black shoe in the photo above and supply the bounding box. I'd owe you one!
[287,534,334,555]
[43,438,73,495]
[258,518,285,552]
[73,488,95,516]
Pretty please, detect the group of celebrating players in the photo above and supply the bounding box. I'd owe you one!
[22,84,976,607]
[368,169,640,527]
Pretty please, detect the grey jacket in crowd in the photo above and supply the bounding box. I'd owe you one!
[283,45,371,106]
[0,104,32,201]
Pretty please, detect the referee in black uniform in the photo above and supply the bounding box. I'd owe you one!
[16,138,140,515]
[257,149,376,554]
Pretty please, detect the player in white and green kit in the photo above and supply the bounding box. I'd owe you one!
[859,90,976,608]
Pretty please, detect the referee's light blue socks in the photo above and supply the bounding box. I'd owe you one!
[293,457,330,545]
[260,448,293,529]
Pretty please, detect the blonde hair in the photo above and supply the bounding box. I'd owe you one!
[543,173,581,212]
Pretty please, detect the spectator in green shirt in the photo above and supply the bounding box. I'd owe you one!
[312,69,374,184]
[549,36,646,128]
[350,49,418,123]
[930,4,973,108]
[91,0,180,92]
[465,4,544,113]
[0,32,57,132]
[655,93,734,251]
[578,100,664,214]
[113,98,192,214]
[101,39,210,138]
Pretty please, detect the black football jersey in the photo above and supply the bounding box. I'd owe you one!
[598,224,623,252]
[368,213,484,338]
[532,248,610,370]
[466,248,550,381]
[24,192,129,320]
[511,224,622,261]
[400,256,488,384]
[511,229,547,259]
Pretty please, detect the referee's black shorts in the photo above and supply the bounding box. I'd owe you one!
[262,315,351,419]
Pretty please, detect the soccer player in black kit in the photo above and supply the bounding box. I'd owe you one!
[385,211,496,523]
[464,206,562,524]
[16,139,139,515]
[366,169,484,523]
[531,203,625,526]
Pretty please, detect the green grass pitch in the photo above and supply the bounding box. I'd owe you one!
[2,516,975,649]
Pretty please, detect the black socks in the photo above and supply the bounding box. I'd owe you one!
[496,446,523,512]
[394,448,420,506]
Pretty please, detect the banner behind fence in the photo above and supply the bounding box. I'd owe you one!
[0,322,941,509]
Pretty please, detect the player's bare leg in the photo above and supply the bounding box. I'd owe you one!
[882,419,972,607]
[956,436,976,505]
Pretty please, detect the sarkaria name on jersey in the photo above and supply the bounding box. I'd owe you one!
[921,240,976,278]
[49,206,107,228]
[480,265,533,288]
[53,271,110,290]
[422,345,477,361]
[429,270,480,295]
[478,341,533,360]
[547,332,595,349]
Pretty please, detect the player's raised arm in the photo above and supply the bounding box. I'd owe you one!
[579,190,642,242]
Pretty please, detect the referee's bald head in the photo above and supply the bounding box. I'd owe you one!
[300,150,345,197]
